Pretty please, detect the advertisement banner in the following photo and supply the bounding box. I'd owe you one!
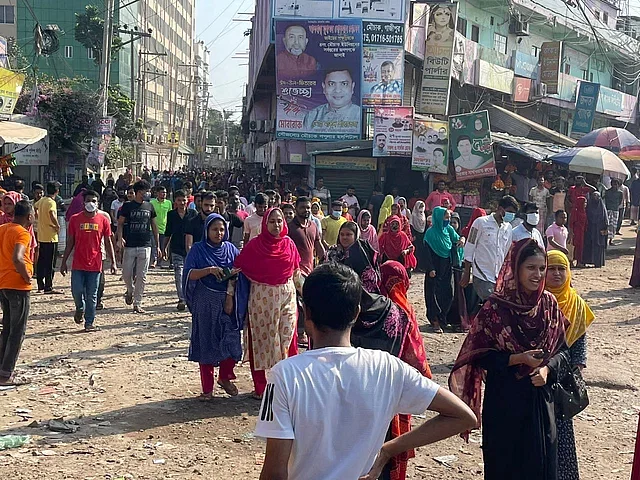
[513,77,532,103]
[476,59,514,94]
[273,0,404,21]
[571,81,600,139]
[275,19,362,141]
[97,117,114,135]
[316,155,377,170]
[417,2,458,116]
[372,106,413,157]
[540,41,562,94]
[512,50,538,79]
[449,110,496,181]
[411,119,449,173]
[0,67,24,116]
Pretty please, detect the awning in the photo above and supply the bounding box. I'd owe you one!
[492,131,567,161]
[178,144,195,155]
[0,120,47,145]
[487,104,577,147]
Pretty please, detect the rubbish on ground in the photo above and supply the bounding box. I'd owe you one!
[0,435,30,450]
[433,455,458,467]
[47,418,78,433]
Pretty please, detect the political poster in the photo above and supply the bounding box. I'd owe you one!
[449,110,496,181]
[372,106,413,157]
[275,19,362,141]
[417,2,458,116]
[0,67,24,116]
[362,22,404,106]
[411,119,449,173]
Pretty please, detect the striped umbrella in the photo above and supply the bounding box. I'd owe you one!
[575,127,640,160]
[549,146,630,180]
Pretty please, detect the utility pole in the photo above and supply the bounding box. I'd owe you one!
[98,0,115,118]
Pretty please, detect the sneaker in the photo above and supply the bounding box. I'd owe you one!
[124,292,133,305]
[44,289,63,295]
[96,302,104,311]
[177,301,186,311]
[73,309,84,324]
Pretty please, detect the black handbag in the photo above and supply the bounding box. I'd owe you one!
[553,355,589,420]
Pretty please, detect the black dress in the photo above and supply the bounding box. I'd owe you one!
[411,226,426,271]
[478,348,569,480]
[423,243,453,326]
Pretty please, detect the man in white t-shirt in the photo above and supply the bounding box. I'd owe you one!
[511,202,545,249]
[339,185,360,219]
[243,193,267,244]
[460,195,518,301]
[255,263,476,480]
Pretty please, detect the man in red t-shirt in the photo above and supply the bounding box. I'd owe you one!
[60,190,116,331]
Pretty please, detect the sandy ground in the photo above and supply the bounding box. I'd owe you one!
[0,225,639,480]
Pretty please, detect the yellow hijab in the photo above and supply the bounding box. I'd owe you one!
[546,250,595,346]
[377,195,394,231]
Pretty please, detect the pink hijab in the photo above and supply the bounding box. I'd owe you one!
[0,191,37,259]
[235,207,300,285]
[357,209,379,252]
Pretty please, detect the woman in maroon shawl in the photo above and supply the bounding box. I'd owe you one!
[449,239,570,480]
[378,216,417,273]
[461,207,486,239]
[569,196,587,266]
[234,207,301,399]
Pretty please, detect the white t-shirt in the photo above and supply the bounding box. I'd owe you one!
[511,223,545,249]
[464,214,513,283]
[244,213,263,241]
[255,347,439,480]
[110,199,124,224]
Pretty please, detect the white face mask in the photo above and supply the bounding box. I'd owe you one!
[84,201,98,213]
[526,212,540,226]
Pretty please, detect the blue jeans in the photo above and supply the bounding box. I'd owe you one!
[71,270,101,328]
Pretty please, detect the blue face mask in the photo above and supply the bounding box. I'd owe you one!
[503,212,516,223]
[442,220,450,228]
[332,210,342,218]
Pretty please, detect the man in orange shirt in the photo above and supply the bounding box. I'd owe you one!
[0,200,34,386]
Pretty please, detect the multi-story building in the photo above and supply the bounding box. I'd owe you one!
[192,40,210,166]
[243,0,640,201]
[14,0,196,172]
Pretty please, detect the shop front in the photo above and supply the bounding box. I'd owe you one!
[314,155,378,209]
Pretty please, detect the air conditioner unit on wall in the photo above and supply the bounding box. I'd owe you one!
[535,82,548,97]
[509,15,530,36]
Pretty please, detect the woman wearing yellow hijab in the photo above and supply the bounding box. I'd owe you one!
[377,194,394,232]
[546,249,594,480]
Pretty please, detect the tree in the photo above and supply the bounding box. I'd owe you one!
[107,86,142,142]
[75,5,123,65]
[206,108,243,157]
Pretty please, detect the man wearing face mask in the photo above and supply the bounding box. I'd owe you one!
[460,195,519,301]
[511,202,545,248]
[60,190,116,331]
[321,200,348,248]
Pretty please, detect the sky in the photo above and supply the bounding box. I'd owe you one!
[194,0,253,121]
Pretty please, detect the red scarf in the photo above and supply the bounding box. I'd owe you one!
[379,216,412,260]
[234,207,300,285]
[461,207,486,239]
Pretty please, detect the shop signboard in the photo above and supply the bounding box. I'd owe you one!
[417,2,458,116]
[0,67,24,115]
[411,118,449,173]
[511,50,538,79]
[539,41,562,94]
[596,86,623,116]
[571,81,600,139]
[513,77,532,103]
[275,19,362,141]
[97,117,114,135]
[449,110,496,181]
[273,0,405,21]
[362,22,404,106]
[372,106,413,157]
[476,59,514,94]
[315,155,377,170]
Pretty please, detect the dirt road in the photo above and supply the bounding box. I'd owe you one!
[0,229,639,479]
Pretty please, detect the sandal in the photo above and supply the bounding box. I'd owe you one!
[431,323,444,334]
[217,380,239,397]
[197,392,213,401]
[251,391,263,401]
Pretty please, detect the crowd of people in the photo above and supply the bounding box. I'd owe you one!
[0,165,621,480]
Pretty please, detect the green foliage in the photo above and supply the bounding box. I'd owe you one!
[207,108,243,154]
[74,5,123,65]
[104,143,133,168]
[107,86,141,142]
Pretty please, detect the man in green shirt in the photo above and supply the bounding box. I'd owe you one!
[150,186,172,268]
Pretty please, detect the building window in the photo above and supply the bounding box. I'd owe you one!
[0,6,14,24]
[87,48,95,60]
[531,45,540,57]
[594,10,600,20]
[594,59,604,72]
[471,24,480,42]
[493,33,507,54]
[581,68,588,80]
[456,17,467,37]
[590,72,594,82]
[564,63,571,74]
[65,46,73,58]
[602,11,608,24]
